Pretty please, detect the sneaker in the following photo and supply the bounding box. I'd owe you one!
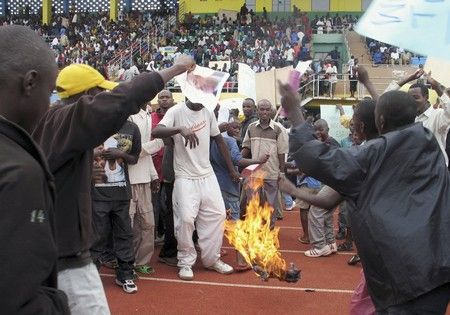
[348,255,361,266]
[178,266,194,281]
[207,260,234,274]
[285,201,297,211]
[115,279,138,294]
[337,242,353,252]
[304,246,332,258]
[158,256,178,267]
[328,242,338,253]
[135,265,155,274]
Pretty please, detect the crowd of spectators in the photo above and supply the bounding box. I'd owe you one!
[366,37,426,66]
[1,5,354,95]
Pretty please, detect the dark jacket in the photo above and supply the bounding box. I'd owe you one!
[0,117,69,314]
[32,72,164,270]
[291,123,450,310]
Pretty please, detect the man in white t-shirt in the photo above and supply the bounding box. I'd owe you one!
[152,100,240,281]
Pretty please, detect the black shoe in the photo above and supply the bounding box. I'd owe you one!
[158,256,178,267]
[335,230,346,240]
[337,242,353,252]
[348,255,361,265]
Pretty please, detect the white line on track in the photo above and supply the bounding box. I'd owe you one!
[100,273,354,294]
[221,246,357,256]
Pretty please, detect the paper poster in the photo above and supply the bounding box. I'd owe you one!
[355,0,450,61]
[295,60,313,75]
[238,63,257,101]
[320,105,354,143]
[175,65,230,111]
[255,68,276,106]
[424,57,450,88]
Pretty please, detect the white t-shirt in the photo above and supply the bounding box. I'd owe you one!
[159,104,220,179]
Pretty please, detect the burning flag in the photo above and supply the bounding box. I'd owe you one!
[225,175,300,282]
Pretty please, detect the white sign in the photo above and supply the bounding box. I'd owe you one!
[175,65,229,111]
[320,105,354,143]
[355,0,450,61]
[238,63,257,101]
[425,57,450,88]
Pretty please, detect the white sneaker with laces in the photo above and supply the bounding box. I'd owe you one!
[115,278,138,294]
[304,246,332,258]
[207,260,234,274]
[178,266,194,281]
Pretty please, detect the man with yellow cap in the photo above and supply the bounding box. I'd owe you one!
[32,56,195,314]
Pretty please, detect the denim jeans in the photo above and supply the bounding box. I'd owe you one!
[221,190,240,221]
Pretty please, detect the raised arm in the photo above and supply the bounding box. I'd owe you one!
[279,81,305,128]
[356,65,379,101]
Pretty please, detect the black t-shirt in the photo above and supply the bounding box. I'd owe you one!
[92,121,141,201]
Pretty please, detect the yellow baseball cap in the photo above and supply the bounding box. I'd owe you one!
[56,64,119,99]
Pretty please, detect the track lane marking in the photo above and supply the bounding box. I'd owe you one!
[100,273,354,294]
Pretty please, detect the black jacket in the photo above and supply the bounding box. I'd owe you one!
[292,123,450,310]
[32,72,164,270]
[0,117,69,314]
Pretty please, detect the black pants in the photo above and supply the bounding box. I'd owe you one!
[91,200,135,281]
[152,190,165,237]
[377,283,450,315]
[158,182,178,258]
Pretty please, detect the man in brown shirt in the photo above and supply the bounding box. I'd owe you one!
[242,99,289,226]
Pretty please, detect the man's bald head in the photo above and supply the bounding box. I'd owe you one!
[314,119,329,130]
[0,25,56,86]
[0,25,57,133]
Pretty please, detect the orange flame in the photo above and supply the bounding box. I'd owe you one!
[225,172,286,279]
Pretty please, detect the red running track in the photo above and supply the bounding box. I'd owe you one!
[101,209,450,315]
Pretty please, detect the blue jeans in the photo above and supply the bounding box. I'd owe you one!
[221,190,241,221]
[284,193,294,208]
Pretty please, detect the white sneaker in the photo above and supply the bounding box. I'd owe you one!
[178,266,194,281]
[304,246,332,258]
[207,260,234,274]
[328,242,338,253]
[115,279,138,294]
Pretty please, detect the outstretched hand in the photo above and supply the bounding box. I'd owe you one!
[180,127,199,149]
[278,176,298,196]
[356,65,369,84]
[175,54,196,73]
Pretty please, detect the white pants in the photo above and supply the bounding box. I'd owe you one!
[57,263,110,315]
[173,175,226,268]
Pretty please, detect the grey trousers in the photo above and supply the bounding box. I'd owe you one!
[308,203,336,249]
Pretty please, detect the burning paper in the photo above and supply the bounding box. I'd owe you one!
[175,65,230,111]
[225,175,300,282]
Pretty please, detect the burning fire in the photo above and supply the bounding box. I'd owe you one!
[225,175,288,280]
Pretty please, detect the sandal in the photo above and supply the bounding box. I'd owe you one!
[135,265,155,274]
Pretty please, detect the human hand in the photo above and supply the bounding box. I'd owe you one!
[175,54,196,73]
[410,68,424,81]
[258,154,270,164]
[102,148,124,160]
[151,179,161,193]
[279,80,300,111]
[180,127,199,149]
[229,169,241,183]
